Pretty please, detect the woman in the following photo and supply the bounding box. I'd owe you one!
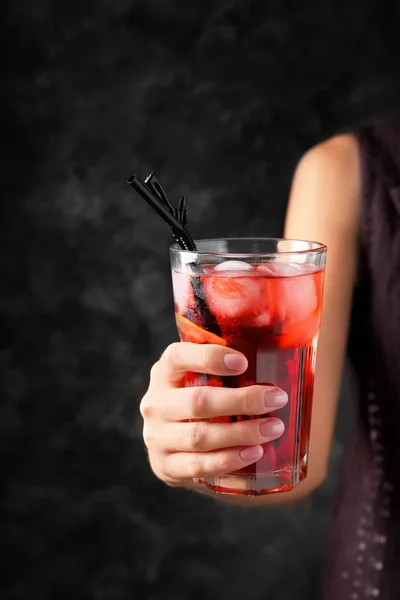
[140,121,400,598]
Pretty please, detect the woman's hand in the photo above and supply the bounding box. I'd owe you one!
[140,342,288,488]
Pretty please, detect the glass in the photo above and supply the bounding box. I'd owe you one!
[170,238,327,496]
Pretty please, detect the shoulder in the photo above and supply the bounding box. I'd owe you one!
[286,134,361,236]
[295,134,360,186]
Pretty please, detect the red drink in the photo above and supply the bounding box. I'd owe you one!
[171,239,326,495]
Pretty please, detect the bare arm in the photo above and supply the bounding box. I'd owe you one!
[283,135,361,498]
[185,135,362,506]
[141,135,361,507]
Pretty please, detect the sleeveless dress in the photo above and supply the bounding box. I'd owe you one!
[323,122,400,599]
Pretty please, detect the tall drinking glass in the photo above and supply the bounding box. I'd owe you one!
[170,238,327,496]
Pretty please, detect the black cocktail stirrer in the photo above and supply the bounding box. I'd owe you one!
[126,173,221,337]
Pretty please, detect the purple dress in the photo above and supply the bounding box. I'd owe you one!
[323,122,400,599]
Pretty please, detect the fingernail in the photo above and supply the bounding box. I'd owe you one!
[240,445,264,462]
[223,354,248,371]
[259,419,285,439]
[264,388,288,409]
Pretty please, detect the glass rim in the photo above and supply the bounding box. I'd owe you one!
[170,237,327,258]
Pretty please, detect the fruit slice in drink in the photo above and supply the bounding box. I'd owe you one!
[175,313,227,346]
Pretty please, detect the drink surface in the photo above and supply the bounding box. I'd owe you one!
[172,260,325,494]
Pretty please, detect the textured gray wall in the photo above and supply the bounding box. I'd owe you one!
[2,1,400,598]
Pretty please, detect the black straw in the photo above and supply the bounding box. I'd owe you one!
[127,172,237,395]
[144,172,176,214]
[127,174,196,252]
[127,172,222,337]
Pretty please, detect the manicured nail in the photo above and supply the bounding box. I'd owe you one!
[259,419,285,439]
[240,445,264,462]
[264,388,288,409]
[223,354,248,371]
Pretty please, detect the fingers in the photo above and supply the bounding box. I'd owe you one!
[145,417,285,453]
[143,341,289,488]
[141,384,288,422]
[151,342,248,387]
[161,444,266,481]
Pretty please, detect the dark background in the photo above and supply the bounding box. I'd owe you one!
[2,1,400,599]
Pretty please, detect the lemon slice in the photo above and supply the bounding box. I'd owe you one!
[175,313,227,346]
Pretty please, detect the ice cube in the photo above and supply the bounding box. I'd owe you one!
[255,264,277,276]
[252,311,272,327]
[272,261,317,275]
[203,271,270,323]
[279,263,303,274]
[214,260,253,272]
[278,266,318,324]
